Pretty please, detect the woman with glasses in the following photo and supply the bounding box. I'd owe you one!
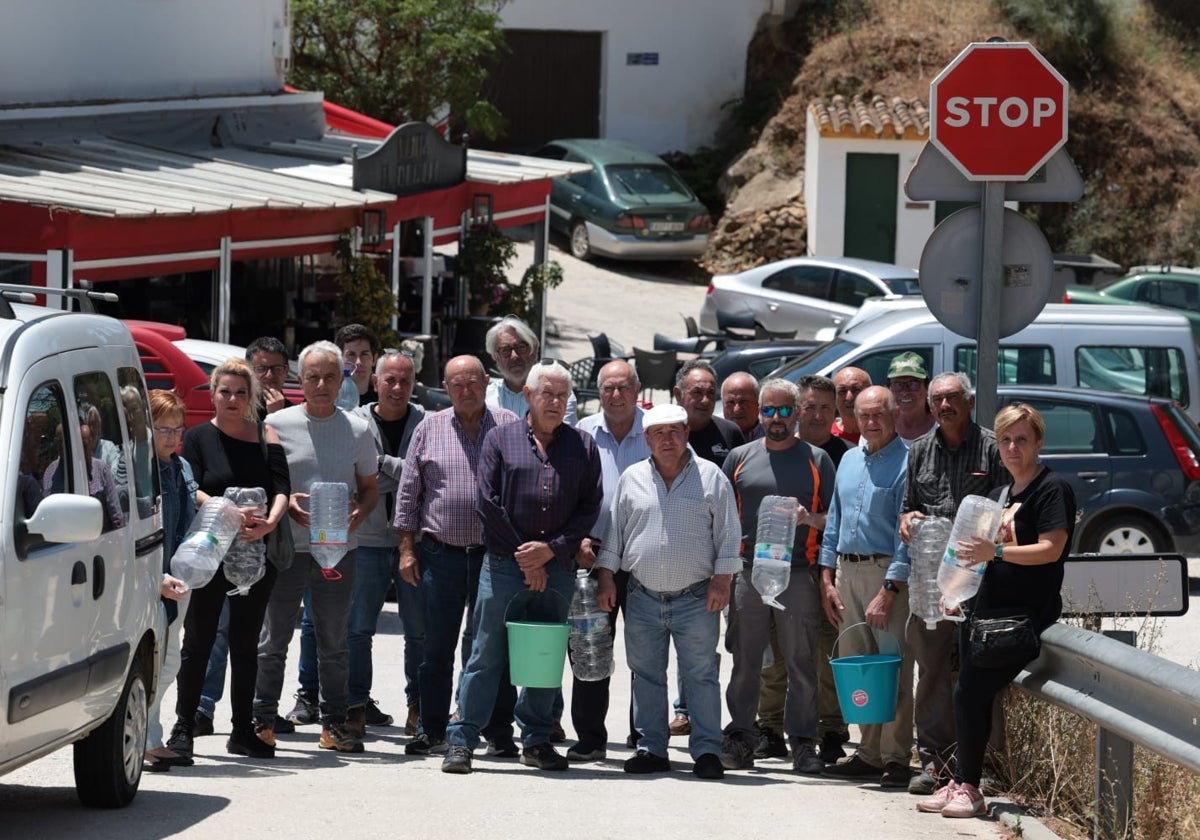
[169,358,291,761]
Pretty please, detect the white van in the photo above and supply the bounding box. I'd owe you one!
[0,287,161,807]
[776,303,1200,421]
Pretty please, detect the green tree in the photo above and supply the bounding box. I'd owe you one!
[289,0,507,138]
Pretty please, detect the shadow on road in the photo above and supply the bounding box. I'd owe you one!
[0,787,229,837]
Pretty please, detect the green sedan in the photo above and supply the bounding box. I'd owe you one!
[1062,267,1200,342]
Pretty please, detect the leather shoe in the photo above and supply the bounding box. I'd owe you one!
[825,753,884,777]
[668,714,691,737]
[881,761,916,788]
[692,752,724,779]
[624,749,671,774]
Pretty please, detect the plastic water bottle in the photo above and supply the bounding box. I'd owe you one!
[567,570,614,681]
[336,363,360,410]
[752,494,797,610]
[222,487,266,596]
[937,494,1005,611]
[908,515,952,629]
[170,497,242,590]
[309,481,349,570]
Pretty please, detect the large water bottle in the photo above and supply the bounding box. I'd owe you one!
[222,487,267,597]
[908,515,952,629]
[170,497,242,590]
[336,363,360,410]
[309,481,349,572]
[937,494,1005,611]
[752,494,797,610]
[568,570,614,681]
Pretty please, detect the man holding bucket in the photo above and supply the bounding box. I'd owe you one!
[441,362,602,775]
[595,403,741,779]
[818,385,915,788]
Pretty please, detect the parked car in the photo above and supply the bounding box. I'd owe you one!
[699,256,921,339]
[996,386,1200,556]
[708,338,820,384]
[2,289,162,806]
[1062,265,1200,342]
[532,138,711,261]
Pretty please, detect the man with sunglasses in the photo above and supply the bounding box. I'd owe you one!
[484,315,578,427]
[719,378,836,776]
[887,352,935,445]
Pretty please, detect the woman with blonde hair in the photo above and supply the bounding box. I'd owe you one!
[169,358,291,760]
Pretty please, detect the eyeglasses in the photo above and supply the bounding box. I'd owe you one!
[154,426,185,438]
[252,364,288,377]
[889,380,924,392]
[760,405,795,419]
[601,383,637,395]
[496,342,531,357]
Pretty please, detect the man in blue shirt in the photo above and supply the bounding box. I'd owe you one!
[818,385,914,788]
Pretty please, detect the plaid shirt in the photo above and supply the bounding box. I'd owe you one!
[476,419,604,568]
[394,406,518,547]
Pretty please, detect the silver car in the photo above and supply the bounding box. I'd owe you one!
[699,256,920,338]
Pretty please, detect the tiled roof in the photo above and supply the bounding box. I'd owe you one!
[809,94,929,140]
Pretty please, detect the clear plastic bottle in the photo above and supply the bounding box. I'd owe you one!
[309,481,349,570]
[908,515,952,629]
[222,487,267,596]
[567,570,614,681]
[752,494,797,610]
[336,363,360,410]
[937,494,1005,611]
[170,496,243,590]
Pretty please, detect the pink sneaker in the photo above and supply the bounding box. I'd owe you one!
[916,780,959,813]
[941,782,986,818]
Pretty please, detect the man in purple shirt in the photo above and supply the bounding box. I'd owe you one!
[395,355,519,756]
[442,362,603,774]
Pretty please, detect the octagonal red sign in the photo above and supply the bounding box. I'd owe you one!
[930,42,1069,181]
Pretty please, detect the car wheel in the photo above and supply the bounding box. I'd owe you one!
[1085,514,1167,554]
[73,657,149,808]
[569,220,592,261]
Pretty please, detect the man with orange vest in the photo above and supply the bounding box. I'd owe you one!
[718,378,835,776]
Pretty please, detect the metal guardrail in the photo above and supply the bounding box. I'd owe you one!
[1014,623,1200,839]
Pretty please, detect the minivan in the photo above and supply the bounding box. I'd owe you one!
[773,303,1200,421]
[1,287,161,807]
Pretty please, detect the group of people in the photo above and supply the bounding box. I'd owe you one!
[141,313,1077,823]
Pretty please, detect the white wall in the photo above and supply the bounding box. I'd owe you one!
[804,111,930,268]
[0,0,289,106]
[499,0,770,153]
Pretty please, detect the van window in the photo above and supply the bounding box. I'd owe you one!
[763,265,833,299]
[72,372,127,532]
[19,383,70,526]
[1076,346,1189,406]
[119,367,159,519]
[954,345,1055,385]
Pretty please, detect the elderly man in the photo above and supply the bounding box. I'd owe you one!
[899,371,1008,795]
[831,367,871,445]
[254,341,379,754]
[397,356,520,757]
[819,385,915,787]
[888,352,935,445]
[721,372,763,441]
[569,359,650,761]
[596,404,740,780]
[441,362,602,774]
[484,315,578,426]
[335,323,381,406]
[720,378,835,776]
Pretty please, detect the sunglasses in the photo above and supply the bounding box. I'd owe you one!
[889,380,924,392]
[760,405,795,419]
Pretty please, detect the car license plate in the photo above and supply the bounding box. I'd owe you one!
[649,221,685,233]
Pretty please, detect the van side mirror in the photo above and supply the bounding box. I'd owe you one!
[17,495,104,557]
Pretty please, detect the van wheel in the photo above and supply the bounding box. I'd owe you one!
[1086,514,1166,554]
[569,221,593,261]
[73,659,148,808]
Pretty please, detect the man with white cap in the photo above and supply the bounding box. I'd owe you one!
[596,403,741,780]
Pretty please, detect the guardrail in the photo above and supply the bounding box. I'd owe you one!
[1013,623,1200,839]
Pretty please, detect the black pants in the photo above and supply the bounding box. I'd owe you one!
[952,618,1026,787]
[569,569,634,747]
[176,564,277,734]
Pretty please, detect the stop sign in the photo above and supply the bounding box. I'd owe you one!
[930,42,1068,181]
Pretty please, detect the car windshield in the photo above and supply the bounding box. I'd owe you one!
[882,276,922,295]
[772,339,860,383]
[606,164,695,204]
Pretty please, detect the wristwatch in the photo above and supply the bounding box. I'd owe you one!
[994,543,1005,561]
[882,579,900,594]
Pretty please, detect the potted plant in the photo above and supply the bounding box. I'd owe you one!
[457,224,516,315]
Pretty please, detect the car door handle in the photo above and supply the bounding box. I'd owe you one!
[1076,470,1108,480]
[92,556,106,600]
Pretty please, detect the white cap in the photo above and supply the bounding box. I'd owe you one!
[642,404,688,429]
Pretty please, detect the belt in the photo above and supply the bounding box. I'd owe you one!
[423,533,486,554]
[630,576,708,601]
[840,552,890,563]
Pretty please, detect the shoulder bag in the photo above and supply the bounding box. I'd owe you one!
[258,423,294,570]
[967,556,1041,670]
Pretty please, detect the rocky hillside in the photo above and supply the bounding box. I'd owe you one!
[701,0,1200,276]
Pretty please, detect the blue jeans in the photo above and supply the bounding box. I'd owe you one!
[446,553,572,750]
[625,577,722,760]
[197,599,230,718]
[347,545,424,707]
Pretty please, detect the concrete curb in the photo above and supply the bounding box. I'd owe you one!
[991,799,1064,839]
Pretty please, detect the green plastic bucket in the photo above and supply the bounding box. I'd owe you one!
[505,591,569,688]
[829,621,903,725]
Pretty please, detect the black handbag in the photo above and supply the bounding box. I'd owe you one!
[258,424,294,571]
[967,610,1040,669]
